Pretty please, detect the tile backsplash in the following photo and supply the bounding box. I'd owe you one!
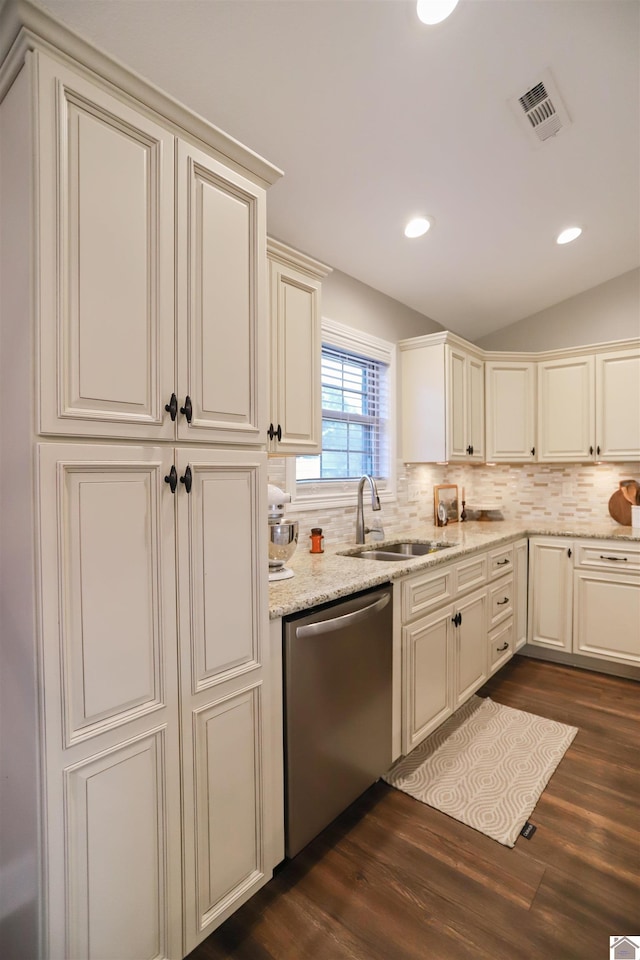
[268,458,639,547]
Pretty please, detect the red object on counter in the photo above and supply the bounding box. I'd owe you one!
[309,527,324,553]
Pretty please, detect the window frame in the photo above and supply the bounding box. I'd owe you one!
[285,318,397,510]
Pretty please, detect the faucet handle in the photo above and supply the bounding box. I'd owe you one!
[367,525,385,541]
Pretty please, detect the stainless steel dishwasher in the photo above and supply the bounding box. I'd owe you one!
[283,583,393,858]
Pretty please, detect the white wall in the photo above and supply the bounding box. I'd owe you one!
[476,268,640,352]
[322,268,443,341]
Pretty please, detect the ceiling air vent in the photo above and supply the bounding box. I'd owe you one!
[509,69,572,147]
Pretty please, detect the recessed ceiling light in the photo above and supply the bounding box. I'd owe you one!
[416,0,460,25]
[556,226,582,245]
[404,216,433,239]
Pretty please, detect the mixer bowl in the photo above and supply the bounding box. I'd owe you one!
[268,519,299,568]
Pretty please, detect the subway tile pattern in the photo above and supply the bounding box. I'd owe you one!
[268,458,639,548]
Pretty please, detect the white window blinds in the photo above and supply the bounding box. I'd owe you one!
[296,343,389,483]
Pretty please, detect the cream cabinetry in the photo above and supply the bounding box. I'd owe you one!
[38,445,272,957]
[174,449,272,951]
[595,350,640,461]
[485,542,520,676]
[572,543,640,667]
[401,552,490,753]
[37,54,268,447]
[452,588,489,708]
[400,331,639,466]
[1,20,281,960]
[537,348,640,462]
[528,538,640,668]
[266,239,331,455]
[485,361,536,462]
[514,538,529,650]
[38,443,184,960]
[400,333,484,463]
[537,356,594,462]
[527,538,574,651]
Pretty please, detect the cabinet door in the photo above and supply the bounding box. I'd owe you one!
[446,347,483,461]
[537,356,595,461]
[175,449,272,951]
[37,53,176,441]
[466,354,485,462]
[38,443,182,959]
[268,256,322,454]
[573,571,640,666]
[453,588,488,707]
[402,605,453,753]
[177,142,267,444]
[528,538,573,651]
[485,362,536,461]
[446,346,468,460]
[514,538,529,650]
[595,350,640,461]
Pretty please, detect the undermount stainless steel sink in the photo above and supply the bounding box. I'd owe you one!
[346,541,454,561]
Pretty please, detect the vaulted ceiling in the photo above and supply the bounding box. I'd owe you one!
[39,0,640,340]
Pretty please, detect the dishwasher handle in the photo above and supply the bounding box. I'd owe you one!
[295,591,391,639]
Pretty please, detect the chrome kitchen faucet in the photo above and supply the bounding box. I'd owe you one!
[355,474,384,544]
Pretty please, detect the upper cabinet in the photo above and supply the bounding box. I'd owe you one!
[266,239,331,455]
[400,331,639,464]
[595,350,640,461]
[37,53,269,446]
[537,348,640,462]
[485,361,536,462]
[537,356,595,462]
[400,334,484,463]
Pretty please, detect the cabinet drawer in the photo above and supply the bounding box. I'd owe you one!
[488,618,514,675]
[489,575,513,627]
[574,540,640,574]
[402,564,455,622]
[488,544,514,579]
[454,553,487,596]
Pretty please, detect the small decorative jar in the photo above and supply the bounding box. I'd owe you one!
[309,527,324,554]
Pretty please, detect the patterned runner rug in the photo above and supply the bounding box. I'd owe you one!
[383,695,577,847]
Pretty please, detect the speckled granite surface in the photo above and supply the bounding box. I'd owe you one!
[268,519,639,619]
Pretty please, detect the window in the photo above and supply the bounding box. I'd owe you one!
[286,319,396,508]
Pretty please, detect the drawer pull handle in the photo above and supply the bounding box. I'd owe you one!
[496,558,510,566]
[496,642,509,652]
[497,597,509,605]
[599,555,627,561]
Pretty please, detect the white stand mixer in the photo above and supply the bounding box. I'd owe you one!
[268,484,299,581]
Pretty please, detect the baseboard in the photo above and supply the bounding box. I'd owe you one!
[517,646,640,681]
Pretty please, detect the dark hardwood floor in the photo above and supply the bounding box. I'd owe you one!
[187,656,639,960]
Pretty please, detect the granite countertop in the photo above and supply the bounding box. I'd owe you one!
[268,519,639,619]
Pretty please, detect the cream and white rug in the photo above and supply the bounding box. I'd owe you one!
[383,695,578,847]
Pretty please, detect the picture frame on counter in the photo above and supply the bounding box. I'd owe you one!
[434,484,459,524]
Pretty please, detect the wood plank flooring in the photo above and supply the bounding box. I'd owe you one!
[187,657,639,960]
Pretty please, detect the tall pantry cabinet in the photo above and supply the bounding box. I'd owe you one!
[0,5,282,959]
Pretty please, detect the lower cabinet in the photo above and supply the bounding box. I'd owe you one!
[453,588,488,708]
[400,540,529,755]
[38,443,274,958]
[401,557,491,754]
[403,587,488,754]
[527,537,574,652]
[403,604,453,752]
[528,537,640,668]
[514,538,529,650]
